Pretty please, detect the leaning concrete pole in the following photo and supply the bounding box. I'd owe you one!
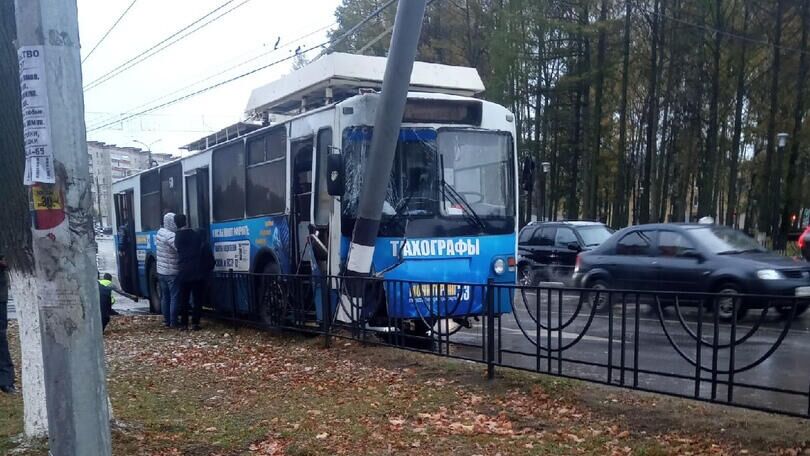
[345,0,428,275]
[14,0,112,454]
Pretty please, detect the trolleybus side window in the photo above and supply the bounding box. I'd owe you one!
[246,126,287,217]
[314,128,332,226]
[160,163,183,216]
[140,170,161,231]
[212,141,246,221]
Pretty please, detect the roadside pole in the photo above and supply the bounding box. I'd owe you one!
[345,0,428,276]
[14,0,112,454]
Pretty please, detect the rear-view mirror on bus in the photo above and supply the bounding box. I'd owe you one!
[327,154,344,196]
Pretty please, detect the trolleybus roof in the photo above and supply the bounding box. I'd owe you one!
[245,52,485,116]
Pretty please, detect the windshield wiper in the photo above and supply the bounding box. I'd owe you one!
[442,181,486,232]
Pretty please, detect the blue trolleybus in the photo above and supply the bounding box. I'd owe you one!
[111,53,518,336]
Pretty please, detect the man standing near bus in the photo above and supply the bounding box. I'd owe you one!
[0,255,15,394]
[156,212,180,328]
[174,214,207,330]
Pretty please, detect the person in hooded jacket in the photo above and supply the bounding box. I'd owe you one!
[174,214,209,330]
[156,212,180,327]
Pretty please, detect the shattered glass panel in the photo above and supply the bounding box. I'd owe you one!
[342,127,438,220]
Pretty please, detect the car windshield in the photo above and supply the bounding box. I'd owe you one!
[686,225,766,254]
[578,225,613,247]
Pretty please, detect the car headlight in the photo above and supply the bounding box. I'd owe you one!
[757,269,784,280]
[493,258,506,275]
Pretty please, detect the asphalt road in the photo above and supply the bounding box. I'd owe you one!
[450,288,810,416]
[6,237,150,321]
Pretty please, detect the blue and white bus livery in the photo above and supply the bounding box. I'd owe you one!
[110,53,519,337]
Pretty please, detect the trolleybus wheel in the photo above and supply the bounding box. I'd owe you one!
[147,262,160,314]
[256,261,286,326]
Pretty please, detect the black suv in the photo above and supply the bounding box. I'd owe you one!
[517,221,613,285]
[572,223,810,320]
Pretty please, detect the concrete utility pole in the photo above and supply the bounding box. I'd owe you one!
[14,0,112,454]
[345,0,428,276]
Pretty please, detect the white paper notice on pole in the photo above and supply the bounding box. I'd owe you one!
[18,45,55,185]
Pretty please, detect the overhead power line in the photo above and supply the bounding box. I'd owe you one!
[87,42,325,132]
[83,0,252,91]
[88,1,399,133]
[86,22,336,130]
[82,0,138,64]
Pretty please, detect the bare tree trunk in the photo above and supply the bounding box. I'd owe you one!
[726,4,749,228]
[588,0,609,221]
[613,0,632,228]
[778,0,809,247]
[701,0,723,218]
[761,0,784,235]
[0,0,48,438]
[640,0,661,224]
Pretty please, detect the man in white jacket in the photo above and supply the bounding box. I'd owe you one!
[156,212,180,327]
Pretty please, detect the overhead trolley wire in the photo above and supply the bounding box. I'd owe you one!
[83,0,253,91]
[82,0,138,64]
[88,1,399,133]
[85,22,336,131]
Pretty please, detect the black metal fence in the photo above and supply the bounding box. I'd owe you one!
[208,271,810,418]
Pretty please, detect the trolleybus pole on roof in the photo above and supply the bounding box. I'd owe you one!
[344,0,428,277]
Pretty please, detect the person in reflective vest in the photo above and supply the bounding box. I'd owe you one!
[98,274,115,331]
[97,273,138,331]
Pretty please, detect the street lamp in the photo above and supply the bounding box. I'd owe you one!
[540,162,550,221]
[133,139,162,169]
[778,132,789,148]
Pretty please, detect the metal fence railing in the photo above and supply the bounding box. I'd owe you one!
[207,271,810,419]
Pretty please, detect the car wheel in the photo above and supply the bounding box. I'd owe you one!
[776,302,810,319]
[518,265,535,286]
[714,284,748,322]
[585,279,611,313]
[147,262,161,314]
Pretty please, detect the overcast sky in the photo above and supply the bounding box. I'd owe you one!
[78,0,339,156]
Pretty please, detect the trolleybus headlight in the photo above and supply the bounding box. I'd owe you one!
[493,258,506,275]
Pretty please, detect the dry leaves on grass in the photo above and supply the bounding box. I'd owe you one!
[248,436,285,455]
[100,318,787,456]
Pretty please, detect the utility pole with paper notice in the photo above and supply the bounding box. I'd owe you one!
[14,0,112,454]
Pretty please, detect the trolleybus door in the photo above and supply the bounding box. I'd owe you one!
[291,138,314,271]
[114,190,138,295]
[186,168,210,236]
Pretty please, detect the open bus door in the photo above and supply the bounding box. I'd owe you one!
[291,138,314,272]
[186,168,210,235]
[114,190,138,295]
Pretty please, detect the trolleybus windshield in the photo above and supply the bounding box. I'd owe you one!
[341,126,515,238]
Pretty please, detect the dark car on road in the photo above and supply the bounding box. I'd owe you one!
[572,223,810,320]
[517,221,613,286]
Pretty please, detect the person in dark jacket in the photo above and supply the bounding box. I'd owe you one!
[0,255,15,394]
[174,214,208,330]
